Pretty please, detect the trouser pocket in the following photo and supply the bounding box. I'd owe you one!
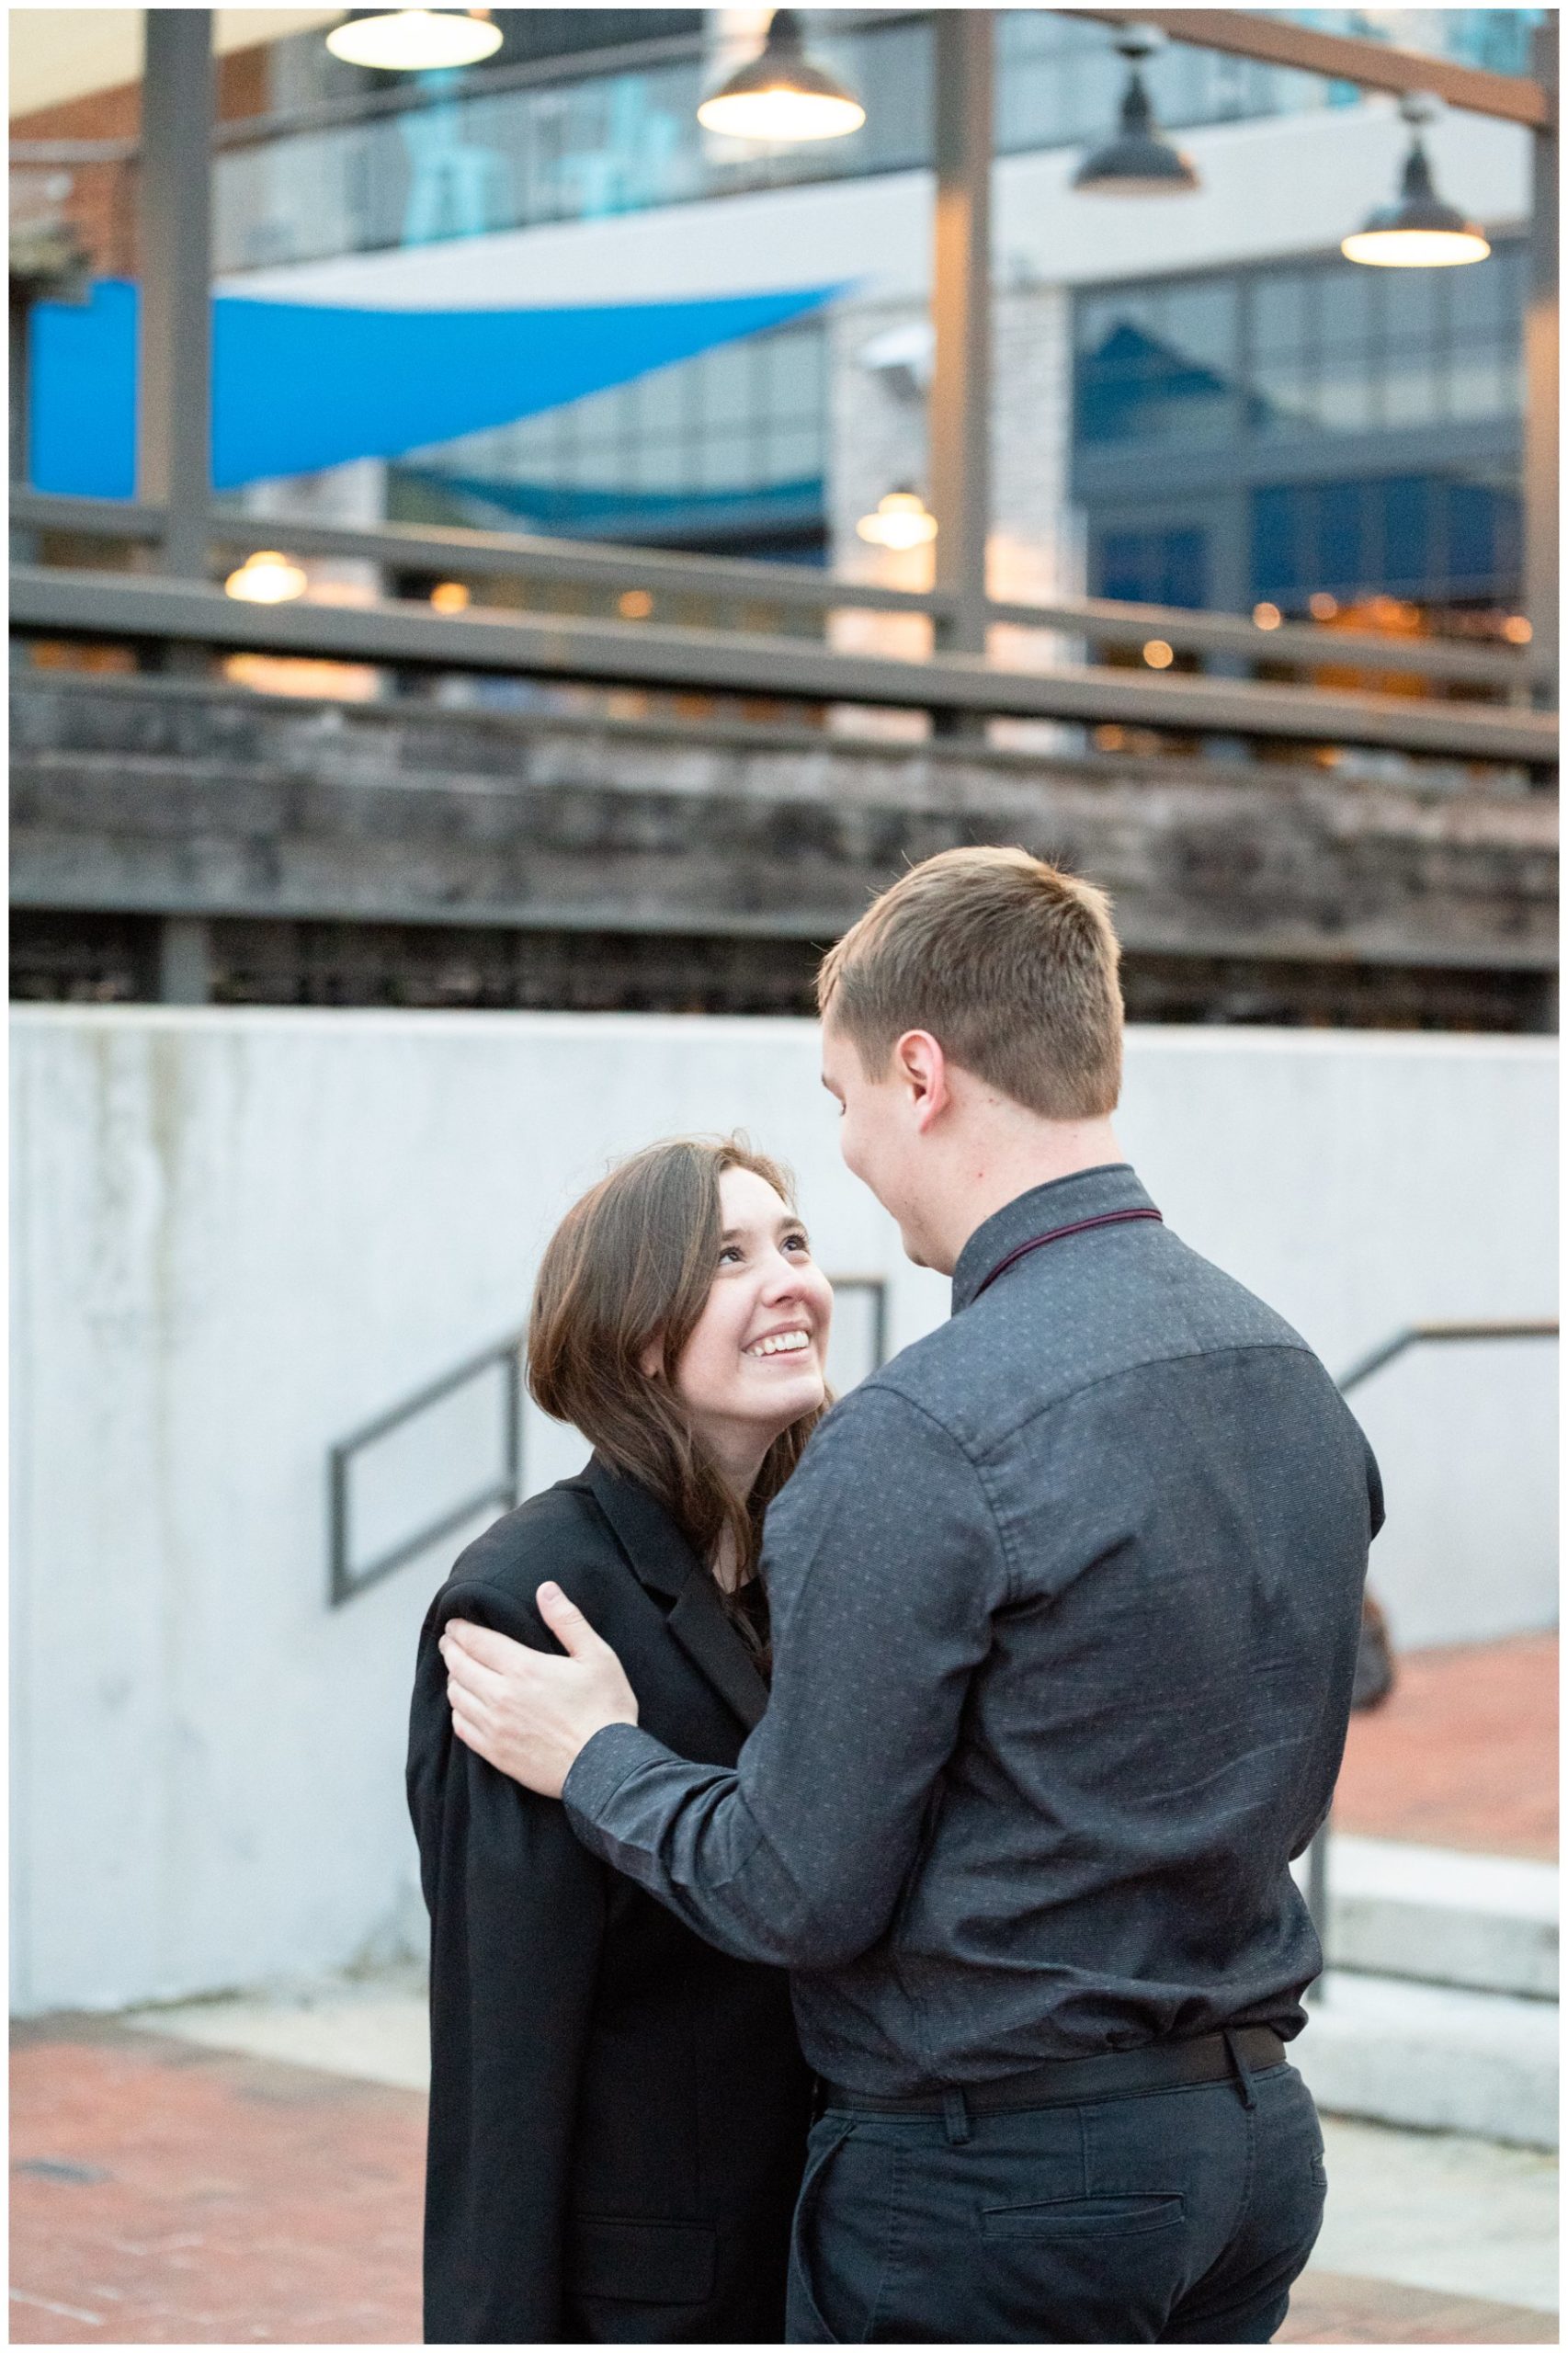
[786,2115,858,2344]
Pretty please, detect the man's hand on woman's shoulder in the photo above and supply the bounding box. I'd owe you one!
[441,1586,639,1799]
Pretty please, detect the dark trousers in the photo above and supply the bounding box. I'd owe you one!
[786,2059,1326,2343]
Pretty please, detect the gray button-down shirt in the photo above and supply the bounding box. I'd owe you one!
[564,1163,1382,2094]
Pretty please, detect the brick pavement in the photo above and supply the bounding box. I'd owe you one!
[1333,1631,1557,1859]
[11,1637,1557,2343]
[10,2019,422,2344]
[10,2018,1556,2346]
[1280,2272,1558,2344]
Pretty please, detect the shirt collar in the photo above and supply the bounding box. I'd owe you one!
[950,1163,1157,1315]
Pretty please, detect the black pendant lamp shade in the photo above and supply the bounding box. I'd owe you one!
[1074,38,1199,195]
[1341,120,1490,267]
[697,9,866,142]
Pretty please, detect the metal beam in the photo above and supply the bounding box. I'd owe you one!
[137,10,213,576]
[928,8,994,662]
[7,494,1540,689]
[1525,17,1559,710]
[1072,10,1552,127]
[10,566,1556,766]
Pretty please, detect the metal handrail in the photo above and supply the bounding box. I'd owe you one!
[328,1277,890,1607]
[13,565,1555,765]
[9,488,1541,690]
[1336,1317,1561,1397]
[1306,1314,1560,1989]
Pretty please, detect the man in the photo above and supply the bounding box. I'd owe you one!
[442,847,1381,2343]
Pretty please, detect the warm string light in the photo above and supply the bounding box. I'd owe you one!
[856,490,938,551]
[224,551,308,604]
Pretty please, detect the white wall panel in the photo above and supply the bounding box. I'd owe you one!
[10,1009,1555,2012]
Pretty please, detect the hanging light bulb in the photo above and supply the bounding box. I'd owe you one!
[1073,33,1199,196]
[698,10,865,142]
[325,9,502,72]
[857,489,938,551]
[225,551,309,604]
[1342,99,1489,267]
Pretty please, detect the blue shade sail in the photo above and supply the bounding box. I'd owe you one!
[28,278,842,498]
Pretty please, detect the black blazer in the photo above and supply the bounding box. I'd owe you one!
[407,1456,813,2345]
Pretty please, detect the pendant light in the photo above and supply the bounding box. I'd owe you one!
[325,10,503,72]
[698,10,865,142]
[1074,33,1199,196]
[857,489,937,551]
[225,551,309,605]
[1341,102,1489,267]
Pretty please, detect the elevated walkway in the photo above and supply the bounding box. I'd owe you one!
[10,670,1558,1023]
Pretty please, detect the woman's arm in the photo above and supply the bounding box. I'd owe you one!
[409,1576,608,2345]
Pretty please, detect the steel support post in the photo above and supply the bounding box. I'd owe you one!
[1524,17,1558,714]
[138,9,213,581]
[928,8,994,734]
[157,915,215,1006]
[140,10,215,995]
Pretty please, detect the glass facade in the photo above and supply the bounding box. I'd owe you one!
[1077,244,1527,452]
[392,315,828,554]
[211,10,1544,274]
[1251,469,1521,605]
[1074,243,1527,614]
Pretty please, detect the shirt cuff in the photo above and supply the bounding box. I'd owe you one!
[562,1721,668,1848]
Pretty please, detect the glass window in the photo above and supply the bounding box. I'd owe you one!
[1096,525,1208,608]
[635,359,687,440]
[1316,267,1374,352]
[765,420,824,483]
[699,341,753,436]
[767,326,824,419]
[1157,281,1237,373]
[1381,475,1434,585]
[1251,274,1309,358]
[1075,281,1235,448]
[1381,351,1442,429]
[1318,480,1366,585]
[1447,347,1510,419]
[1445,477,1502,584]
[1312,355,1373,434]
[1251,358,1315,437]
[1250,485,1303,599]
[1380,265,1440,350]
[696,428,754,492]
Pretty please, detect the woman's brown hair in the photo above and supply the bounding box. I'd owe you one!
[527,1136,825,1648]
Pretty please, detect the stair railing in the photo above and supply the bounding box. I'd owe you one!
[1305,1316,1558,1991]
[328,1278,889,1608]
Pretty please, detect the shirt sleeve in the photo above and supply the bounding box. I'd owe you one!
[562,1381,1008,1971]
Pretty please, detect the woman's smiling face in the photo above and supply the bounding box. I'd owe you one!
[666,1165,833,1476]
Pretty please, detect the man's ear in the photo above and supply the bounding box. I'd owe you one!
[892,1030,950,1133]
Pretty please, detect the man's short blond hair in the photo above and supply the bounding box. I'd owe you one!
[817,847,1123,1120]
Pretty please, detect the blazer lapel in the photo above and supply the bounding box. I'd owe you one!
[584,1456,770,1733]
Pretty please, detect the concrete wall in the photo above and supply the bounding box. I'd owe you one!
[11,1009,1556,2015]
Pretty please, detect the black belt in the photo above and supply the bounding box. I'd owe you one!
[821,2028,1287,2117]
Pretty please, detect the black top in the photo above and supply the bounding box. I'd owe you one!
[564,1163,1384,2095]
[407,1457,812,2342]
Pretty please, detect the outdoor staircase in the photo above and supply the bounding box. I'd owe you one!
[1291,1836,1559,2149]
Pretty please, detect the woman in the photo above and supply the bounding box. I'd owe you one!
[406,1136,833,2344]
